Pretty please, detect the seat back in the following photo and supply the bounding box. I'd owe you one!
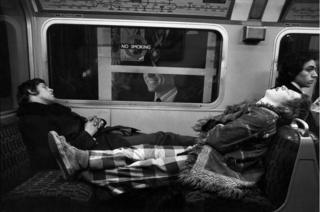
[259,125,300,208]
[0,123,32,197]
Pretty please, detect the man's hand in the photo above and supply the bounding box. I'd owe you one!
[84,116,105,136]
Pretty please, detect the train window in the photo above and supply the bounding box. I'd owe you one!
[47,25,222,103]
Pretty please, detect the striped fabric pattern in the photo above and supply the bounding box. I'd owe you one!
[81,144,191,195]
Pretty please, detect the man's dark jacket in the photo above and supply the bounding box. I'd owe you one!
[17,102,129,171]
[174,88,201,103]
[281,82,302,94]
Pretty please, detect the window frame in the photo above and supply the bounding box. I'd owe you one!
[0,16,29,115]
[271,27,320,87]
[41,18,228,108]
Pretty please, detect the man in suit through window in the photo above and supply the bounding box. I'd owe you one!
[143,73,191,102]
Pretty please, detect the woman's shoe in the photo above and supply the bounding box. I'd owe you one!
[48,131,80,179]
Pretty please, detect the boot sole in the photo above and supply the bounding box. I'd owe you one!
[48,131,71,180]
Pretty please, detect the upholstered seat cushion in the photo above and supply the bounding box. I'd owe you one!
[2,170,95,212]
[98,185,273,212]
[259,126,300,208]
[183,189,273,212]
[0,123,32,195]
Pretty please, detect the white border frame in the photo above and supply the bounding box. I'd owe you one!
[40,18,228,108]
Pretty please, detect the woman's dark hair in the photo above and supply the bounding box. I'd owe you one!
[17,78,46,105]
[276,52,316,86]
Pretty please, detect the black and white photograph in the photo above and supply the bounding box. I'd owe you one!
[0,0,319,212]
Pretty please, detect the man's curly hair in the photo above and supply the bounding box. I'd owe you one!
[17,78,45,105]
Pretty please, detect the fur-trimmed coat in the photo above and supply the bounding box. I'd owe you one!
[180,104,280,198]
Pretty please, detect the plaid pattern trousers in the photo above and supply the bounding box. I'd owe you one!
[80,144,191,195]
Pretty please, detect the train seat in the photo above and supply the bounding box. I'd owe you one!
[0,123,99,212]
[0,119,318,212]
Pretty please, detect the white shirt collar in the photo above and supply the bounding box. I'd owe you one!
[291,81,303,93]
[154,87,178,102]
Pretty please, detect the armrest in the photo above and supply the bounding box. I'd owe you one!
[290,118,309,137]
[275,119,319,212]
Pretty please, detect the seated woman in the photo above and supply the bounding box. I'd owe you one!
[48,86,309,198]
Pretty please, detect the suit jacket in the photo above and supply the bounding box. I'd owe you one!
[154,88,202,103]
[282,82,303,94]
[174,89,200,103]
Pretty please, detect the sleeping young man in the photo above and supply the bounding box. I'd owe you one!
[17,78,196,172]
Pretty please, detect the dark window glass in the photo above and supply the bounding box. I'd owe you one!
[112,73,204,103]
[112,28,207,68]
[279,34,319,61]
[47,25,98,100]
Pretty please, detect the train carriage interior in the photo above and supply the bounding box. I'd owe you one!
[0,0,319,211]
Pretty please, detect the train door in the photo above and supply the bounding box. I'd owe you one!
[0,0,30,121]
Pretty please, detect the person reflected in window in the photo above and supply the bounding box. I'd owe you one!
[16,78,197,172]
[141,28,203,103]
[143,73,191,102]
[142,29,196,103]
